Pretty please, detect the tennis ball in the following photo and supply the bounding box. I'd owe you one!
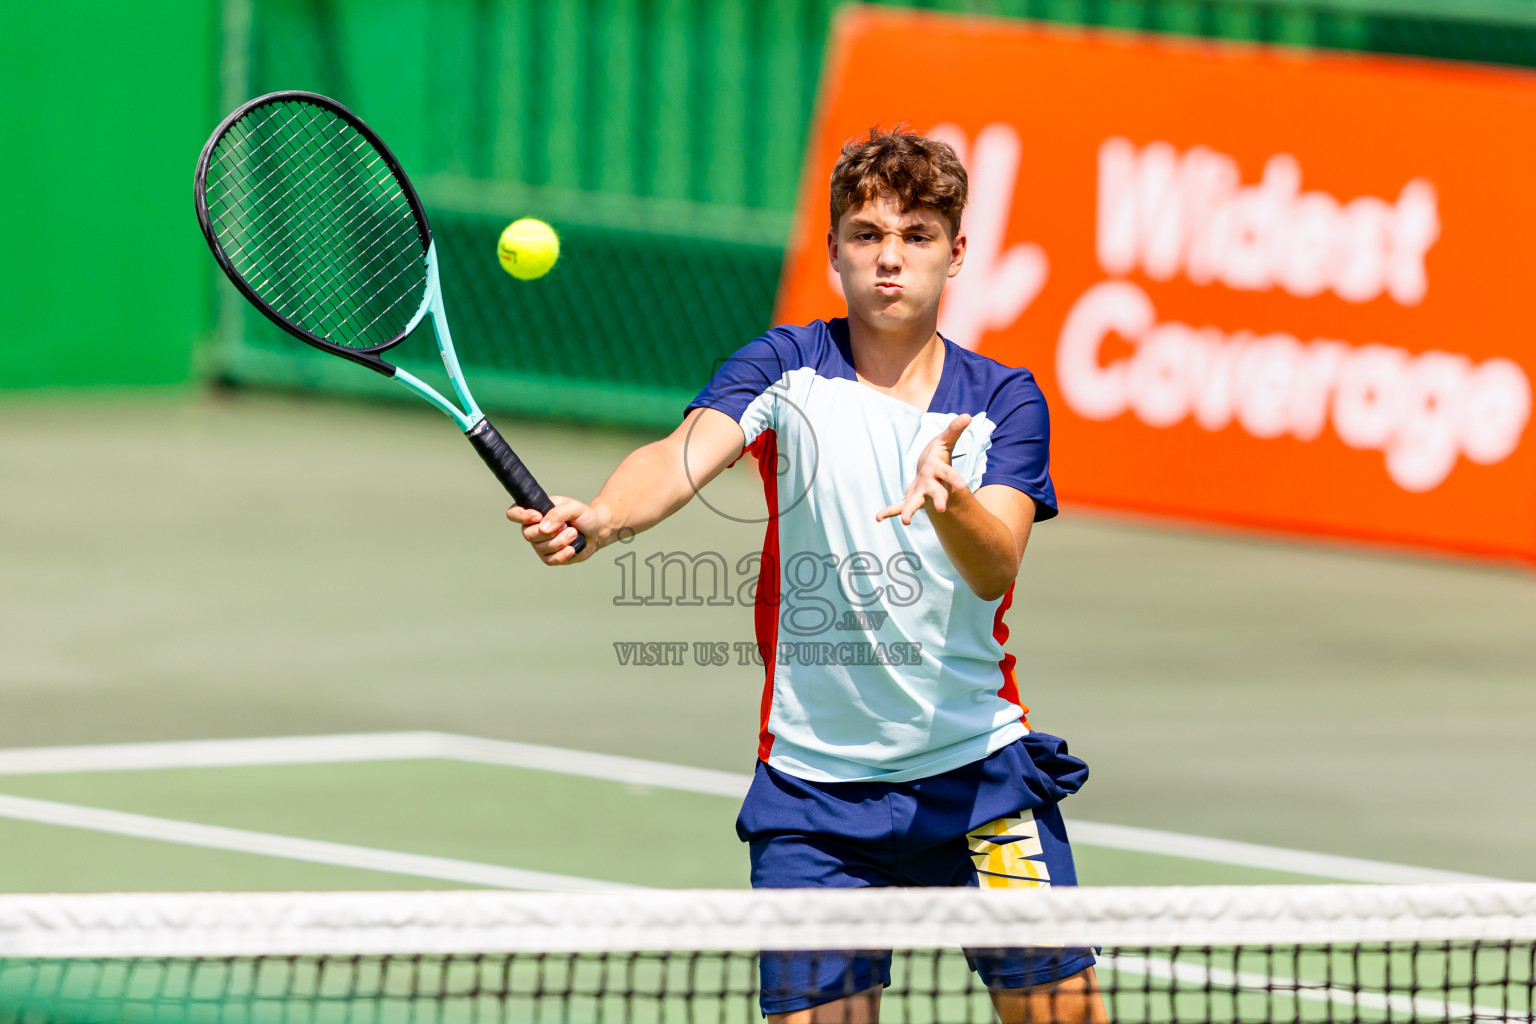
[497,218,559,280]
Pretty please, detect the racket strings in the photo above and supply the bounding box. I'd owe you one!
[206,106,399,336]
[213,107,413,326]
[204,105,316,218]
[205,104,317,218]
[213,119,369,268]
[210,103,386,257]
[209,112,387,289]
[216,109,394,275]
[205,98,427,350]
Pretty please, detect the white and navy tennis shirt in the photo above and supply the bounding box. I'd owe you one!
[687,318,1058,784]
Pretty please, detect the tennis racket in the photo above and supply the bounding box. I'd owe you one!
[194,90,584,554]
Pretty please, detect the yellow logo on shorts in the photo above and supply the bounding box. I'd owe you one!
[967,811,1050,889]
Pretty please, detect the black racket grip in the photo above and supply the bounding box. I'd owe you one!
[467,418,587,555]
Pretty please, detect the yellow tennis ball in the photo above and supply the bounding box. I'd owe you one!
[497,218,559,280]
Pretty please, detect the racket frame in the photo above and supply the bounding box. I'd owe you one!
[193,90,484,431]
[194,90,584,552]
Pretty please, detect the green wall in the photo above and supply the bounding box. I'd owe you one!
[0,2,217,390]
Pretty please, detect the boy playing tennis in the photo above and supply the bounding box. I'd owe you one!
[507,126,1103,1024]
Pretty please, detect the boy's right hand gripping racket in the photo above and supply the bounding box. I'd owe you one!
[193,90,585,555]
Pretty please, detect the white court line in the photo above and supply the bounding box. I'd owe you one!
[0,733,455,777]
[0,794,636,893]
[0,732,1505,884]
[1064,821,1501,884]
[0,732,748,797]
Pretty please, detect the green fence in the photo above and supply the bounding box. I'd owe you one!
[207,0,1536,430]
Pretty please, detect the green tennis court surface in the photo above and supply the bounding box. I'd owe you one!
[1,392,1533,892]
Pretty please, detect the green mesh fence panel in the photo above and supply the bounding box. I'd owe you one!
[207,0,1536,430]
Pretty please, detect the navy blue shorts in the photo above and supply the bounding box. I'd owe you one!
[738,735,1094,1016]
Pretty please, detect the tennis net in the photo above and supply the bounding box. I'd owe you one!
[1,884,1533,1023]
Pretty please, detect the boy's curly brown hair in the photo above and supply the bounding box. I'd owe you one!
[829,124,968,237]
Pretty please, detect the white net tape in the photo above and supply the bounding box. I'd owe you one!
[2,884,1535,959]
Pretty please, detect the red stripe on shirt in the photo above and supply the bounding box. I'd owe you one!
[992,583,1029,726]
[749,430,781,760]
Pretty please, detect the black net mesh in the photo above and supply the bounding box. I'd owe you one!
[3,887,1535,1024]
[204,0,1536,430]
[2,944,1533,1024]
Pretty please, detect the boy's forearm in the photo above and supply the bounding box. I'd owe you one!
[929,487,1023,601]
[588,441,698,543]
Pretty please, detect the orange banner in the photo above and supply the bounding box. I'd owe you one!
[776,8,1536,563]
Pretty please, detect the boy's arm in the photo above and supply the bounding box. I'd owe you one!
[927,485,1036,601]
[507,407,746,565]
[875,413,1037,600]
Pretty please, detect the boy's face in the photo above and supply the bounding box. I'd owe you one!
[828,194,966,334]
